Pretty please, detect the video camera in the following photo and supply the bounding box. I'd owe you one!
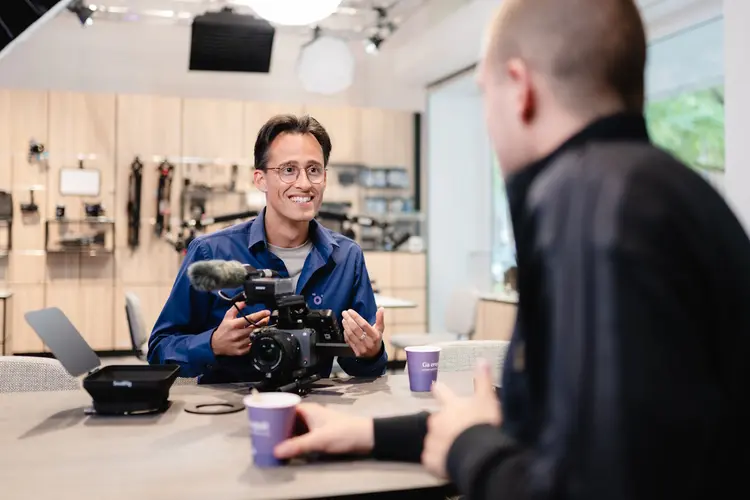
[187,260,355,393]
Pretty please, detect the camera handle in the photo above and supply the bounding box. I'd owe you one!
[253,373,322,396]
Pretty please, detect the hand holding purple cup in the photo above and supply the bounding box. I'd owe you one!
[243,392,302,468]
[405,345,441,392]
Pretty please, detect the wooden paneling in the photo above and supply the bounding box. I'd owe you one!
[10,90,48,190]
[0,90,11,191]
[182,98,245,159]
[363,251,393,290]
[114,95,183,282]
[79,284,115,350]
[361,109,414,169]
[48,91,116,221]
[6,284,45,353]
[303,106,362,164]
[7,253,46,285]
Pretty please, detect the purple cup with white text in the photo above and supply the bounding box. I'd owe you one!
[243,392,302,468]
[405,346,441,392]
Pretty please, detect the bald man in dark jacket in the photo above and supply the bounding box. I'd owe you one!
[274,1,750,498]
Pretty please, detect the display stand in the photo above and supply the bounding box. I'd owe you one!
[45,217,115,256]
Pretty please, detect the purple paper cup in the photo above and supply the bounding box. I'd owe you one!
[243,392,302,468]
[405,346,441,392]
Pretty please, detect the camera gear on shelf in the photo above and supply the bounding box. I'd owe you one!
[165,207,411,254]
[155,160,174,237]
[187,260,355,394]
[127,157,144,249]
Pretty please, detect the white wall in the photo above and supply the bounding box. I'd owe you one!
[0,14,425,111]
[723,0,750,232]
[426,73,492,332]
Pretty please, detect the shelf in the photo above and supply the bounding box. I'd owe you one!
[45,219,115,255]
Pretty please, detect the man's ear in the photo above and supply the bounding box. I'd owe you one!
[507,58,535,124]
[253,169,267,193]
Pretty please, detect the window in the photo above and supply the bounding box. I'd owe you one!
[491,156,516,293]
[489,18,725,293]
[646,85,725,194]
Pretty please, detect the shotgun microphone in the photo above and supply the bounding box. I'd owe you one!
[187,260,278,292]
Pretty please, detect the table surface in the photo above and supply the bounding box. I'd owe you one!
[0,373,474,500]
[0,290,11,299]
[374,294,417,309]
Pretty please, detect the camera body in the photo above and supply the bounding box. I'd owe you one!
[241,276,352,392]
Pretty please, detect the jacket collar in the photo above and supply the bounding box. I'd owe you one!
[248,207,338,263]
[505,112,650,214]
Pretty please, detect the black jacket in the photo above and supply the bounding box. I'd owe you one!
[371,114,750,499]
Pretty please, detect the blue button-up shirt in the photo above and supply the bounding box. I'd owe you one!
[148,209,387,383]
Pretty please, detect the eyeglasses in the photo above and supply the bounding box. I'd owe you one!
[267,164,327,184]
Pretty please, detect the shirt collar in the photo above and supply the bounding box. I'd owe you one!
[248,207,338,261]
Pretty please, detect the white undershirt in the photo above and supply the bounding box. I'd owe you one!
[268,240,313,291]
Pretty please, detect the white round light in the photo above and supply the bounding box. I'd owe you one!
[245,0,343,26]
[296,36,355,95]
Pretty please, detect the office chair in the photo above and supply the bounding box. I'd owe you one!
[0,356,79,393]
[125,291,148,361]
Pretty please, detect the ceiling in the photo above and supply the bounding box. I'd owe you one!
[0,0,724,110]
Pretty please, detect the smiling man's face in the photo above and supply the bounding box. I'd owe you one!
[256,132,327,223]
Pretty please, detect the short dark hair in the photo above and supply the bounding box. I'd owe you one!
[253,114,332,171]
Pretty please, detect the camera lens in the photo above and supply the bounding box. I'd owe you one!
[250,332,300,377]
[256,338,281,366]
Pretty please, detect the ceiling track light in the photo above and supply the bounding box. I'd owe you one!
[364,6,396,55]
[68,0,96,27]
[365,35,383,55]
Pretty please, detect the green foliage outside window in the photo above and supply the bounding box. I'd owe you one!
[645,85,725,172]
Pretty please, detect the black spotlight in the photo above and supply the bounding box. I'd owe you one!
[68,0,95,27]
[365,35,383,55]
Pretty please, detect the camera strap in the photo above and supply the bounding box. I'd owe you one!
[155,160,175,237]
[127,157,143,249]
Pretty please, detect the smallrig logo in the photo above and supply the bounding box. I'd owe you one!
[112,380,133,388]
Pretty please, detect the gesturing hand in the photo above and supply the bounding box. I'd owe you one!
[210,301,270,356]
[273,403,375,459]
[421,359,502,479]
[342,308,385,358]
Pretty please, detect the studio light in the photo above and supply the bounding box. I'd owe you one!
[297,34,355,95]
[68,0,95,27]
[245,0,343,26]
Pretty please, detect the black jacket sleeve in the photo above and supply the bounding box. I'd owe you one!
[371,412,429,462]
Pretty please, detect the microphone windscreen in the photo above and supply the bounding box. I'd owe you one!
[187,260,249,291]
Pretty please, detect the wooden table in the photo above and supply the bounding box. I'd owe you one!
[0,373,474,500]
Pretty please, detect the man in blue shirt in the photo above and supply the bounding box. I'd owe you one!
[148,114,388,383]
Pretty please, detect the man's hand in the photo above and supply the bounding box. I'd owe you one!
[210,301,270,356]
[273,403,375,459]
[342,307,384,358]
[422,359,502,478]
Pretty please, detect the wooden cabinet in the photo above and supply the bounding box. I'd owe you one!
[474,299,517,341]
[360,108,414,168]
[364,251,426,360]
[303,106,362,164]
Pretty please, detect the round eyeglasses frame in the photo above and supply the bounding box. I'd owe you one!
[265,165,327,184]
